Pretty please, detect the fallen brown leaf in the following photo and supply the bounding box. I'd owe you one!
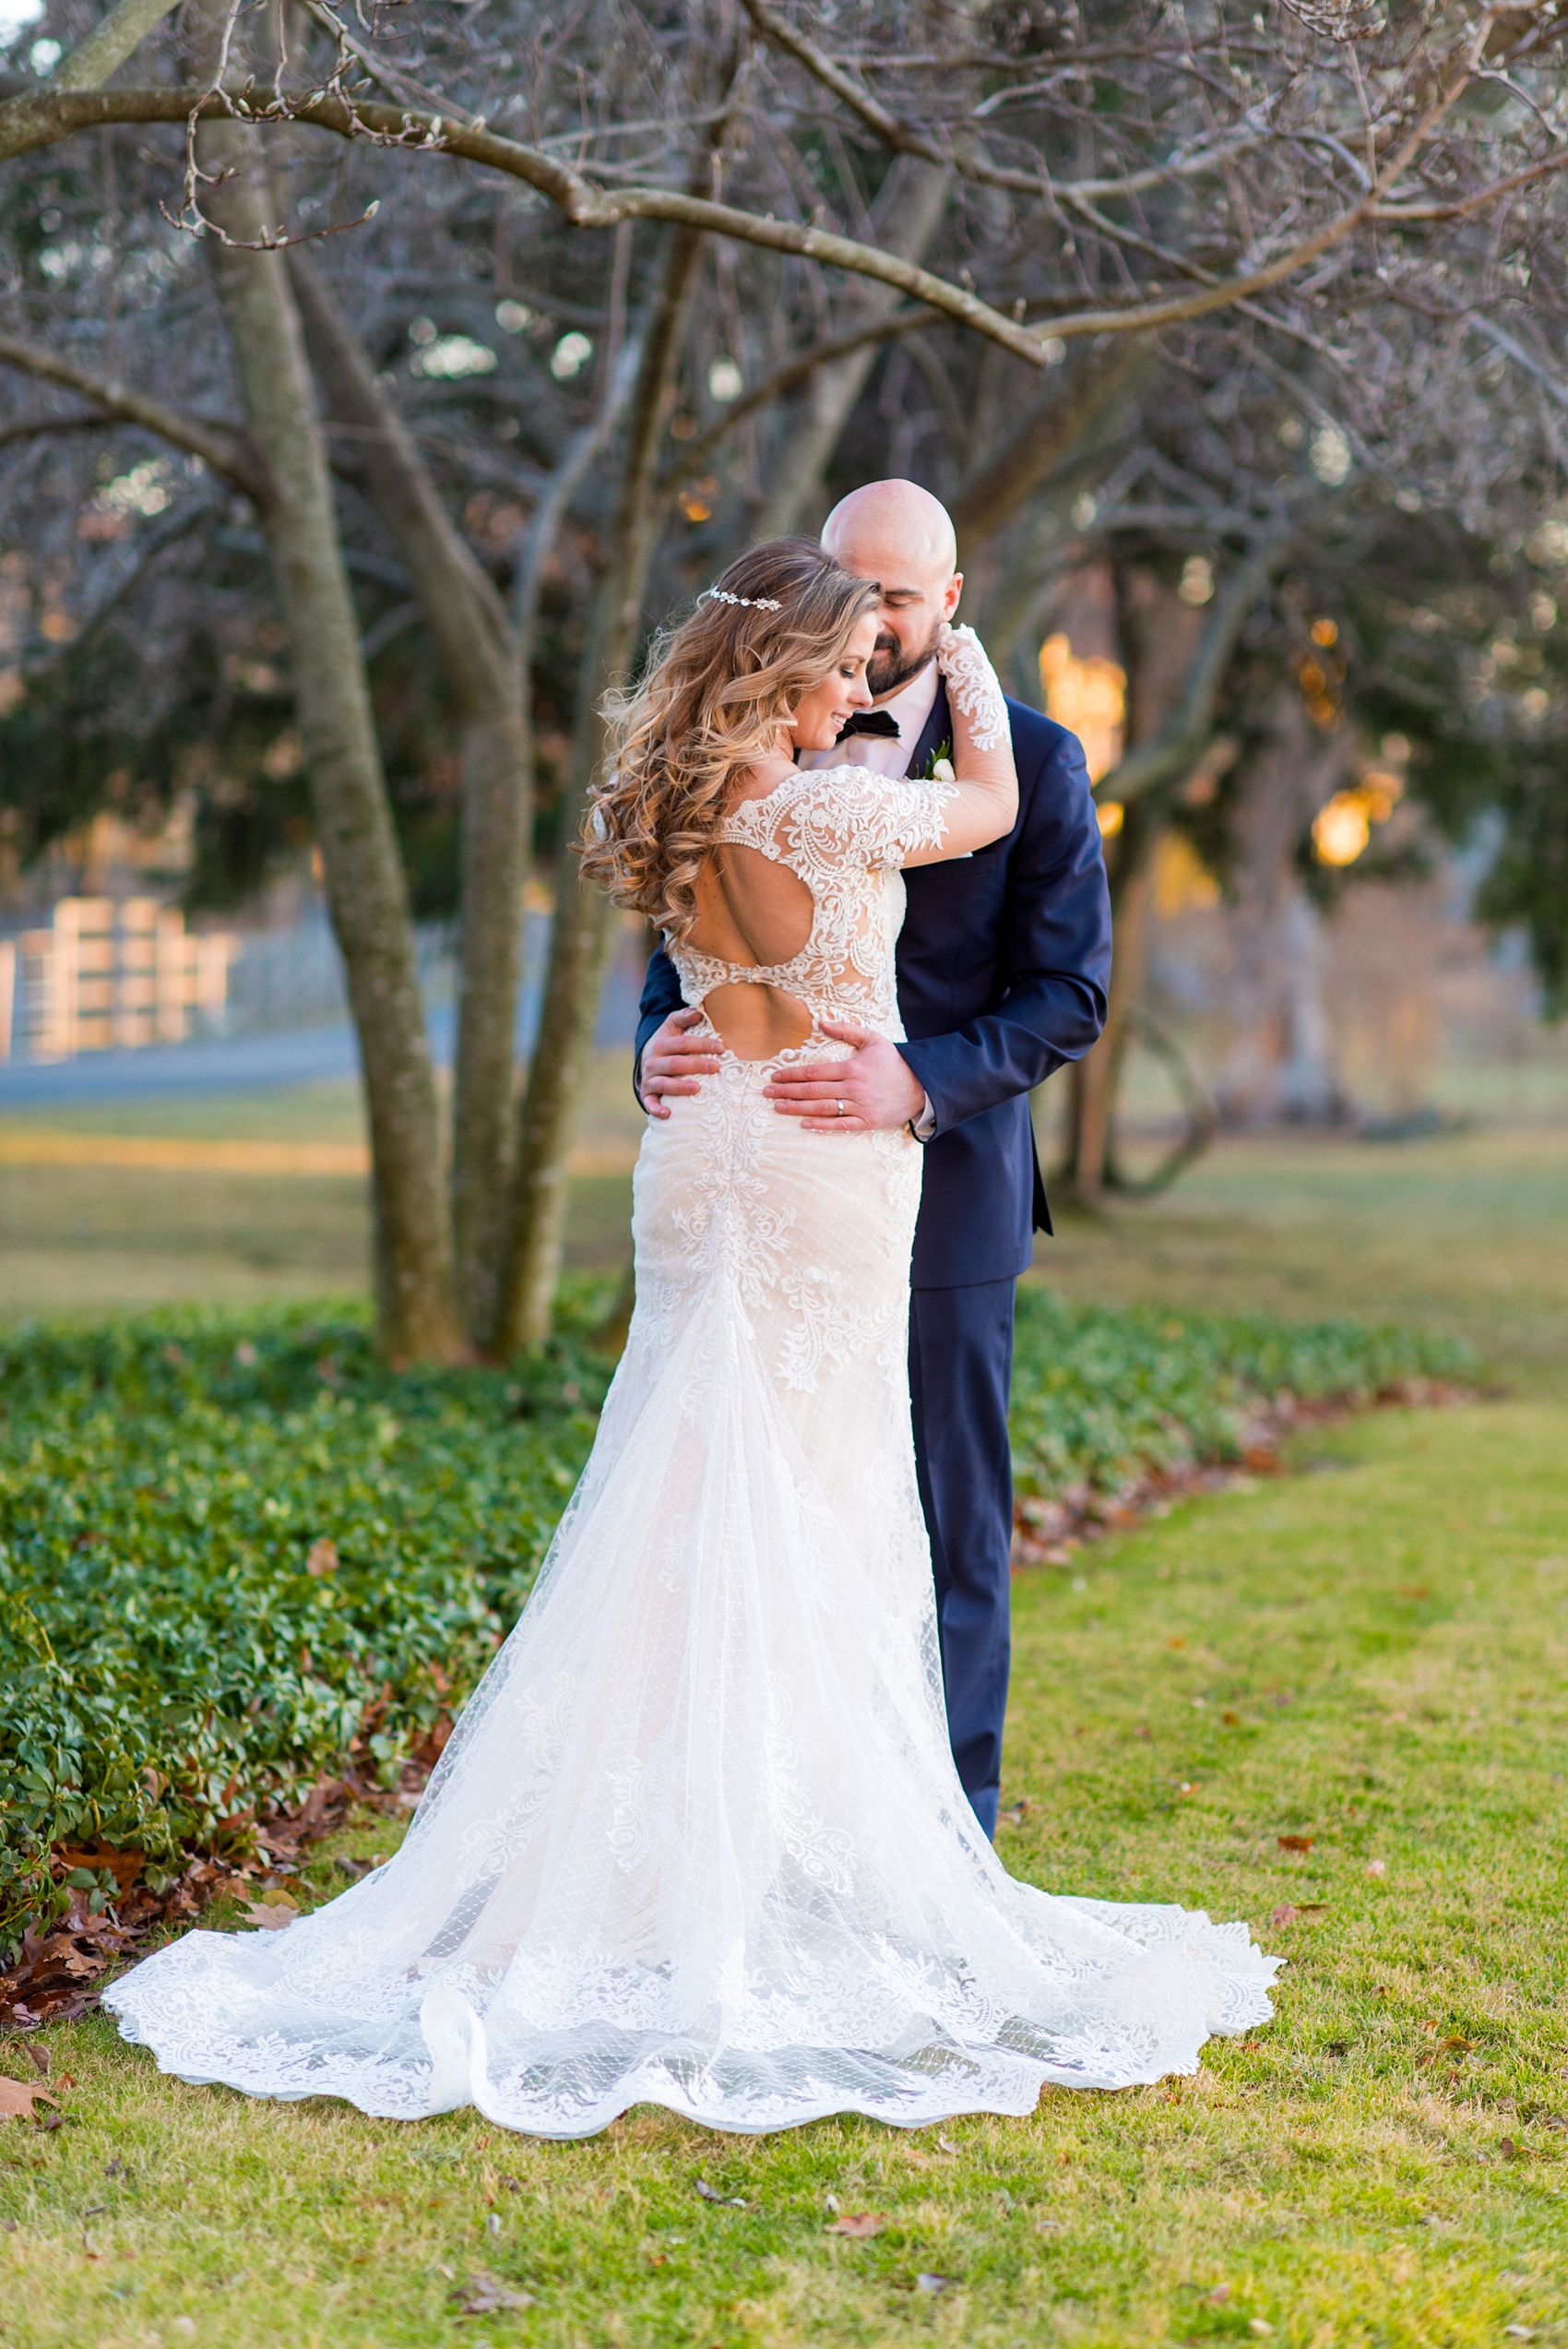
[1277,1833,1315,1853]
[826,2212,886,2238]
[1269,1904,1300,1930]
[239,1891,299,1931]
[451,2268,536,2314]
[0,2078,59,2123]
[54,1844,145,1893]
[306,1537,339,1578]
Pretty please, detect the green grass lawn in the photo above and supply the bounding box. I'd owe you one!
[0,1066,1562,2345]
[4,1399,1564,2347]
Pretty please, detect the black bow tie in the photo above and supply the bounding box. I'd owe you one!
[836,709,901,742]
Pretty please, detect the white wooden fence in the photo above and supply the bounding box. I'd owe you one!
[4,898,234,1062]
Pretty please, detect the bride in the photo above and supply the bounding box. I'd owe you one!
[106,538,1277,2138]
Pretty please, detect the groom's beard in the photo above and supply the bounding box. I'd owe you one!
[867,614,943,700]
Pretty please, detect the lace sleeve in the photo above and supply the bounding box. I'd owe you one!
[768,769,957,878]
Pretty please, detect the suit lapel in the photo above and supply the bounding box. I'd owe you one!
[903,679,951,780]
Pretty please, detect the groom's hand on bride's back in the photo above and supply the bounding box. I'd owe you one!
[764,1021,927,1134]
[637,1007,722,1118]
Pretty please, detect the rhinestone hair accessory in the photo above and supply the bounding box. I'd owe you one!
[702,587,782,611]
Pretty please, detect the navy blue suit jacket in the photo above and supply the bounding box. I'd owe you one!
[634,682,1112,1289]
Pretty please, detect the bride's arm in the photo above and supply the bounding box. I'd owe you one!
[899,625,1018,866]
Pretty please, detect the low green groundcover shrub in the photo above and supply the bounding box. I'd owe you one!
[0,1283,1470,1956]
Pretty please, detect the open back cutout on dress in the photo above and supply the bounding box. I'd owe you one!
[686,843,815,1061]
[667,769,958,1063]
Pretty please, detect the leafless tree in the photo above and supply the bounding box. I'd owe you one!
[2,0,1564,1343]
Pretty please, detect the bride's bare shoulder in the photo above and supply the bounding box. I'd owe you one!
[728,752,802,805]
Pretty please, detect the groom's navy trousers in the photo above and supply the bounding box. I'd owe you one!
[634,684,1111,1839]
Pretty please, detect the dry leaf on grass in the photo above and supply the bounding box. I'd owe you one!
[1277,1833,1315,1853]
[917,2272,956,2295]
[825,2212,886,2238]
[695,2177,746,2207]
[0,2077,60,2122]
[239,1891,299,1931]
[55,1843,146,1893]
[451,2269,535,2314]
[935,2134,960,2155]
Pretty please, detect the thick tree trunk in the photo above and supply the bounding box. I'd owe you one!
[1055,570,1198,1206]
[1058,797,1163,1202]
[286,252,530,1347]
[1215,686,1348,1125]
[494,221,708,1355]
[194,114,462,1359]
[950,335,1156,564]
[754,158,951,540]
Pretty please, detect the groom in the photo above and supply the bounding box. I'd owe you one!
[635,480,1111,1838]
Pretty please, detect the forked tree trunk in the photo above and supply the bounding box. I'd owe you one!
[185,54,462,1358]
[493,221,709,1355]
[754,158,951,540]
[288,252,530,1347]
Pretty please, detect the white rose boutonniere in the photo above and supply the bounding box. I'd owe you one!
[932,757,956,782]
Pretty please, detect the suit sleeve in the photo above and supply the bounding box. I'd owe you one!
[632,940,685,1103]
[896,716,1111,1137]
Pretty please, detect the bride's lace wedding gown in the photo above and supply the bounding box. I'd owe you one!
[107,751,1277,2139]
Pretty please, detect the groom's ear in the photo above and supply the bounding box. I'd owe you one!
[944,572,964,621]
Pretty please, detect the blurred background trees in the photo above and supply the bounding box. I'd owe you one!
[1,0,1564,1353]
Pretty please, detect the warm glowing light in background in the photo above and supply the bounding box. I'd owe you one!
[1312,793,1372,866]
[1153,833,1220,914]
[1096,801,1124,839]
[1312,760,1405,867]
[1039,633,1126,782]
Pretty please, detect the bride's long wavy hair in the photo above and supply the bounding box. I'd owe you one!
[581,540,880,941]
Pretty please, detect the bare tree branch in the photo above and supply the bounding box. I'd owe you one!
[0,327,269,497]
[0,85,1510,367]
[737,0,1266,201]
[52,0,184,90]
[0,407,117,448]
[671,304,939,472]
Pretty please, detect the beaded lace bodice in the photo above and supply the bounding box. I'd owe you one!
[667,766,956,1042]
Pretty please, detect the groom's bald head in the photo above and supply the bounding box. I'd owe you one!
[822,479,962,701]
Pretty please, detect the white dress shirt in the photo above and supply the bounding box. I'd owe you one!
[801,658,943,1139]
